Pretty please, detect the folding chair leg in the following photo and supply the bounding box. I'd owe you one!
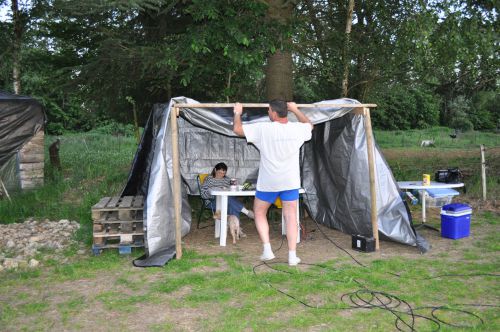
[197,207,204,229]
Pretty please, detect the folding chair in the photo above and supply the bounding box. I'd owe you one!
[268,197,282,229]
[196,173,215,229]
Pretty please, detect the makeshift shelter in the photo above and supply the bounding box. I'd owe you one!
[123,97,427,267]
[0,91,45,195]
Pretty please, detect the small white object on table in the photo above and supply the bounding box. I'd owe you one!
[397,181,464,223]
[209,186,305,246]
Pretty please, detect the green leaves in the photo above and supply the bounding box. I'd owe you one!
[0,0,497,131]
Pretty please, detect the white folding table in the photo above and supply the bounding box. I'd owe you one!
[397,181,464,223]
[209,187,305,246]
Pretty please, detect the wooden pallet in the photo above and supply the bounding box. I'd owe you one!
[91,196,144,221]
[91,195,146,254]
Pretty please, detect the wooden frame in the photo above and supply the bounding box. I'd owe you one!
[171,103,379,259]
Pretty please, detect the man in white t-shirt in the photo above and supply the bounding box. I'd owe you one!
[233,100,313,266]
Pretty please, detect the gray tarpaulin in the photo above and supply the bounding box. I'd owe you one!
[0,91,45,192]
[0,91,45,168]
[126,97,425,267]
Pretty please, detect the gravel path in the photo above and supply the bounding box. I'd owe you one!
[0,218,81,271]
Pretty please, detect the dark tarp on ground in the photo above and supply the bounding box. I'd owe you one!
[0,91,45,168]
[124,97,426,267]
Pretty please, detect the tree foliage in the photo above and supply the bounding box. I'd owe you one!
[0,0,497,132]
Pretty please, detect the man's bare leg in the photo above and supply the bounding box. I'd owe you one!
[282,199,300,265]
[253,197,274,260]
[282,200,298,250]
[253,197,272,243]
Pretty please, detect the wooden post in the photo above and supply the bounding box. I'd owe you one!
[363,107,379,250]
[480,144,487,200]
[170,106,182,259]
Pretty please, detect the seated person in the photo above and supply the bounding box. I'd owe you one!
[201,162,254,220]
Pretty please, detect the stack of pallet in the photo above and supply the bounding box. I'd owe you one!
[18,130,44,189]
[91,195,146,255]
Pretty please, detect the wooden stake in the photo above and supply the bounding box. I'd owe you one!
[480,144,487,201]
[363,107,379,250]
[170,106,182,259]
[0,177,12,202]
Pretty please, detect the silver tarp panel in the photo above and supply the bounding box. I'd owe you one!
[0,91,45,168]
[127,97,422,266]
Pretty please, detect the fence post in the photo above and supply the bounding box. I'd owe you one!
[480,144,487,200]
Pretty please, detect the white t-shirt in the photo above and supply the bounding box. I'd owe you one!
[243,121,312,191]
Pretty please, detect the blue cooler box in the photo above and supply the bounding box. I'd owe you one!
[440,203,472,239]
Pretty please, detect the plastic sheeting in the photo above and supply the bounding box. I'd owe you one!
[0,91,45,169]
[124,97,425,267]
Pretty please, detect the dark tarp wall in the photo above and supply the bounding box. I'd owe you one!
[124,97,425,267]
[0,91,45,168]
[302,114,417,245]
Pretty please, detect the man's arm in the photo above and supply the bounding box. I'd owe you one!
[233,103,245,136]
[287,102,313,129]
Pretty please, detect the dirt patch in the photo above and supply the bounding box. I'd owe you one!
[184,203,497,266]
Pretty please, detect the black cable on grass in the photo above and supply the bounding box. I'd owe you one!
[430,306,484,329]
[253,261,498,332]
[251,191,499,331]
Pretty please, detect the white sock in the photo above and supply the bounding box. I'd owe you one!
[241,207,249,215]
[260,243,275,261]
[289,251,301,266]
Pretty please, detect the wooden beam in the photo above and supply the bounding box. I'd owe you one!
[363,107,379,250]
[175,103,377,109]
[170,106,183,259]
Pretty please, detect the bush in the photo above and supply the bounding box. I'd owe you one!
[89,120,137,137]
[447,96,474,132]
[469,91,499,130]
[369,85,440,130]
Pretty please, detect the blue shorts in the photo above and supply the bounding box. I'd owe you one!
[255,189,299,204]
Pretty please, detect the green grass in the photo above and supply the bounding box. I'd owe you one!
[373,126,500,149]
[0,128,498,331]
[0,133,137,247]
[0,236,498,330]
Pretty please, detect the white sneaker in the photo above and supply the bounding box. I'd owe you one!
[289,257,301,266]
[260,252,275,261]
[247,211,255,220]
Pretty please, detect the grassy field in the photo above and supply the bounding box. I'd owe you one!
[0,127,498,331]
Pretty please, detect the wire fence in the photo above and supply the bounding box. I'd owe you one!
[374,129,500,150]
[384,144,499,199]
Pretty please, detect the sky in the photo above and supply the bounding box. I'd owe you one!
[0,3,9,21]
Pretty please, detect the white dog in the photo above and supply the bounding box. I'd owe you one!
[228,215,246,244]
[420,139,435,147]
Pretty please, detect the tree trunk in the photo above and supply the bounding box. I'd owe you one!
[11,0,22,94]
[266,50,293,101]
[265,0,294,101]
[341,0,355,97]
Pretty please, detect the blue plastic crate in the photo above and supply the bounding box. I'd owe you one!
[424,188,460,208]
[441,203,472,239]
[426,188,460,198]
